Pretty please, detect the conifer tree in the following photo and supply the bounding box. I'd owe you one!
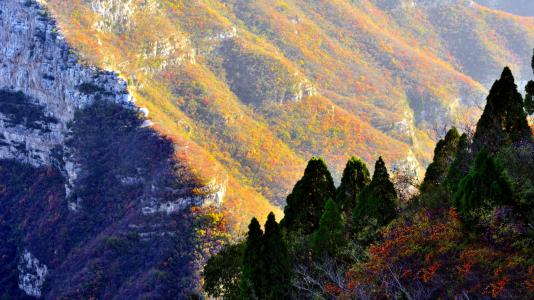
[353,157,398,228]
[453,151,514,228]
[472,67,531,153]
[262,213,291,299]
[282,157,336,234]
[421,128,460,192]
[526,50,534,115]
[525,80,534,115]
[335,157,371,218]
[240,218,264,299]
[445,133,472,195]
[312,199,345,257]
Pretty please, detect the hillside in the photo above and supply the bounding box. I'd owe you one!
[476,0,534,16]
[37,0,534,229]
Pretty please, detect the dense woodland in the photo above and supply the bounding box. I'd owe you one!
[202,53,534,299]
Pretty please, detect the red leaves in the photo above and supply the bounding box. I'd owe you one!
[421,263,441,283]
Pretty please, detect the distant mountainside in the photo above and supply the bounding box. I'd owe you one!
[476,0,534,16]
[38,0,533,226]
[1,0,533,298]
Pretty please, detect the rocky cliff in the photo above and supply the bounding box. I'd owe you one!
[0,1,225,298]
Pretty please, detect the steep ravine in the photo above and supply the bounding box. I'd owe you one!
[0,0,224,298]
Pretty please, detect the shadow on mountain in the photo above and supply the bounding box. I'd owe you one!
[0,93,201,299]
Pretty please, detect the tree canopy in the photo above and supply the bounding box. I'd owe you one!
[421,127,460,192]
[282,157,336,234]
[335,157,371,218]
[453,151,514,228]
[353,157,398,228]
[312,199,346,257]
[472,67,531,153]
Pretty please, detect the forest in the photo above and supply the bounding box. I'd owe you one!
[202,53,534,299]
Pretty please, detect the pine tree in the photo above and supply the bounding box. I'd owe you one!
[525,80,534,115]
[353,157,398,228]
[240,218,264,299]
[312,199,345,257]
[421,128,460,192]
[445,133,472,196]
[472,67,531,154]
[262,213,291,299]
[335,157,371,219]
[282,157,336,234]
[453,151,514,228]
[526,49,534,115]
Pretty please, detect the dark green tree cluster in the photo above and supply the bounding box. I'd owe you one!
[311,199,345,256]
[472,67,531,154]
[240,213,291,300]
[445,133,471,196]
[451,65,532,229]
[353,157,398,228]
[525,49,534,115]
[421,128,460,192]
[453,151,514,228]
[202,243,244,299]
[282,157,335,234]
[335,157,371,218]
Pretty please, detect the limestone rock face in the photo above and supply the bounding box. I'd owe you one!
[0,1,226,298]
[0,0,134,167]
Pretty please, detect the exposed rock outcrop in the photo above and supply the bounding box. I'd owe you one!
[0,1,226,298]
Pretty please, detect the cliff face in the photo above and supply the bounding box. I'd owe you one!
[0,1,225,298]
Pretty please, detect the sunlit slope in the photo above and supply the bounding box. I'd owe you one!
[42,0,534,229]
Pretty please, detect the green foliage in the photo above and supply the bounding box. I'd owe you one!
[239,214,291,299]
[525,80,534,115]
[282,157,336,234]
[262,213,292,299]
[353,157,398,229]
[240,218,264,299]
[453,151,514,229]
[421,128,460,192]
[445,133,472,196]
[495,143,534,223]
[312,199,345,257]
[335,157,371,219]
[203,243,244,299]
[472,67,531,153]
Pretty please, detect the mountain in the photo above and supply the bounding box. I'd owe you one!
[37,0,533,225]
[476,0,534,16]
[0,0,533,298]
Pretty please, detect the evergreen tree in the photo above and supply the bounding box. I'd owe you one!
[453,151,514,228]
[262,213,292,299]
[353,157,398,228]
[525,80,534,115]
[282,157,336,234]
[445,133,472,196]
[240,218,264,299]
[203,243,244,299]
[312,199,345,257]
[335,157,371,218]
[472,67,531,154]
[421,128,460,192]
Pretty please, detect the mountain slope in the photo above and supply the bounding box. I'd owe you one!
[39,0,534,227]
[476,0,534,16]
[32,0,534,227]
[0,1,229,297]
